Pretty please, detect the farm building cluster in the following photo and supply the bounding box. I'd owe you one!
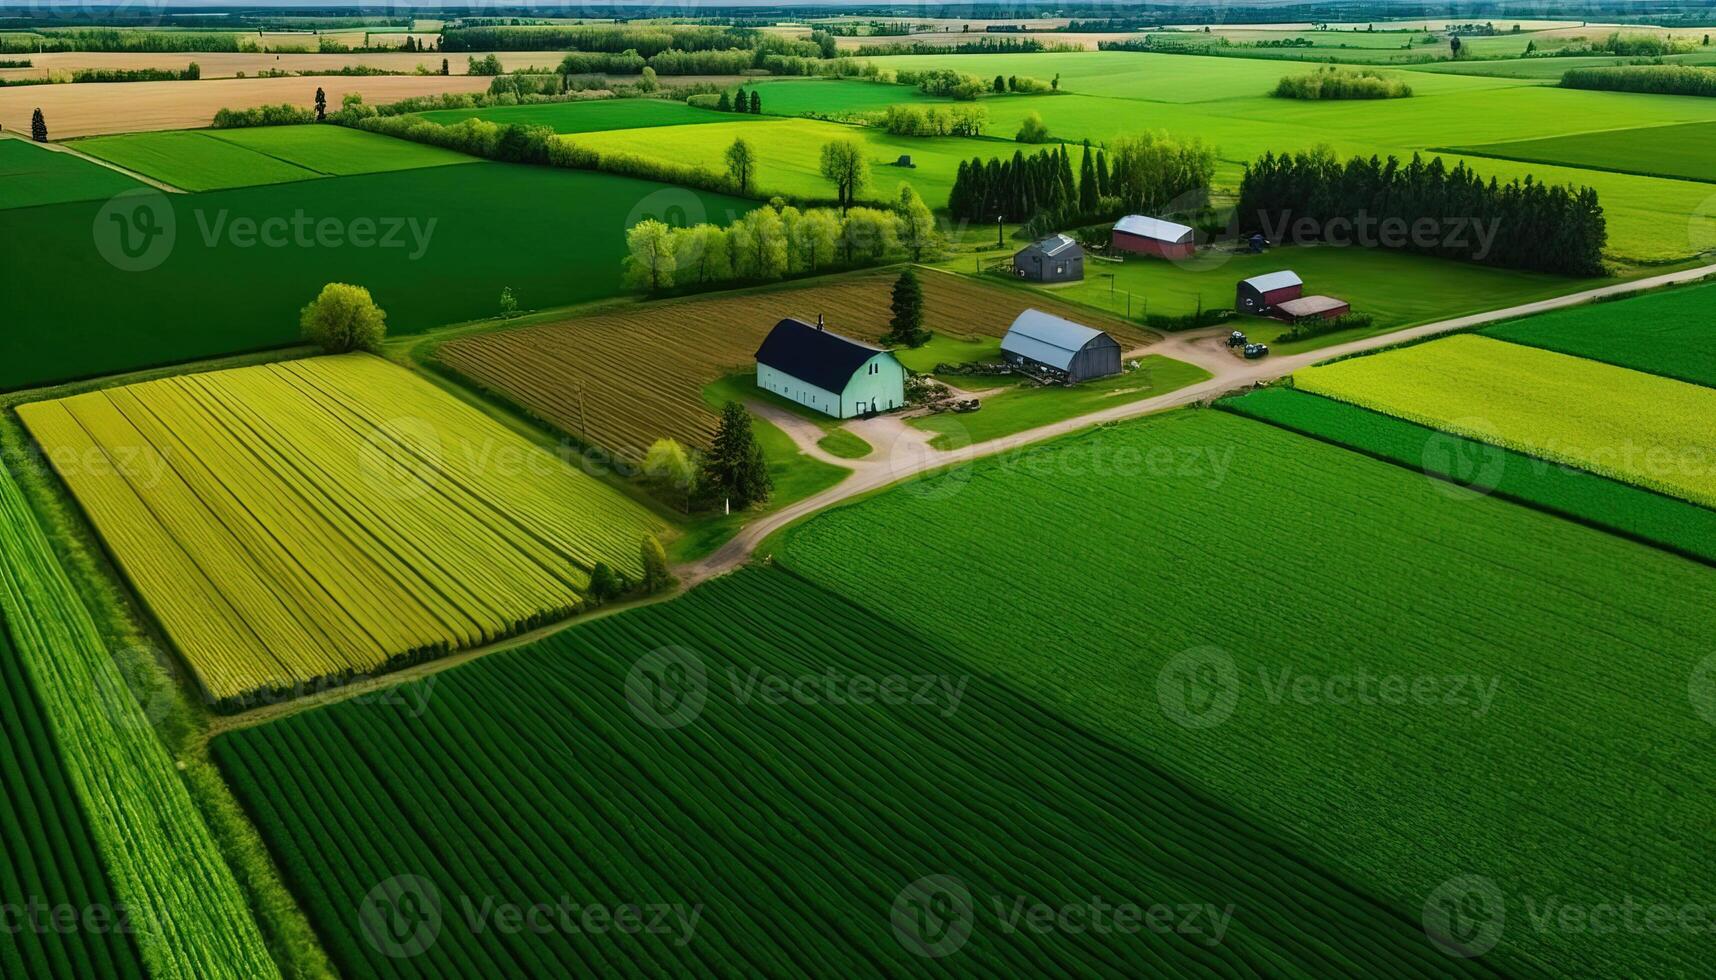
[1235,271,1350,322]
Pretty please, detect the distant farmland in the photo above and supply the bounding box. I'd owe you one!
[214,567,1497,979]
[20,354,661,706]
[0,138,145,209]
[438,270,1155,461]
[74,126,476,191]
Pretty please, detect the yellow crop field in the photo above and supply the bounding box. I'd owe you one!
[19,354,663,707]
[1296,334,1716,507]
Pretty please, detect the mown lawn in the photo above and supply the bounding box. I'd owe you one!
[782,407,1716,977]
[0,137,145,209]
[910,354,1211,449]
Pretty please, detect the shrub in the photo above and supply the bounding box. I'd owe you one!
[1276,312,1374,343]
[1561,64,1716,96]
[1274,67,1412,100]
[211,103,316,128]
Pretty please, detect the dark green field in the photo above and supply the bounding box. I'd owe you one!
[781,408,1716,977]
[1481,281,1716,387]
[0,139,144,210]
[0,162,750,390]
[416,97,746,133]
[1223,386,1716,564]
[1444,120,1716,185]
[213,567,1494,979]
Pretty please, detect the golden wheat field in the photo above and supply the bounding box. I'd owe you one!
[18,354,662,706]
[438,270,1157,462]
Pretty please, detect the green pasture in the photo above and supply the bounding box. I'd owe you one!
[416,97,743,133]
[782,407,1716,977]
[0,164,750,391]
[0,138,146,210]
[1445,119,1716,184]
[910,354,1210,448]
[565,116,989,206]
[1481,279,1716,386]
[1411,49,1716,79]
[753,76,962,115]
[72,127,476,192]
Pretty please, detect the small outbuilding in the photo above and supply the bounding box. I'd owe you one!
[754,316,905,419]
[1012,233,1085,283]
[1275,295,1350,322]
[1112,215,1196,260]
[1000,309,1121,384]
[1235,270,1304,315]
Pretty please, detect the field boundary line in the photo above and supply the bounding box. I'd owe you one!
[25,134,189,194]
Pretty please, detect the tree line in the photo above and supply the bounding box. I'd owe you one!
[1236,147,1606,276]
[948,133,1214,231]
[1560,64,1716,97]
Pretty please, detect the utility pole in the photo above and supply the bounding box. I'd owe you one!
[996,214,1004,248]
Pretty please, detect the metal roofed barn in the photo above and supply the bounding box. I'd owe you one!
[999,309,1122,383]
[1112,215,1196,260]
[1235,270,1305,315]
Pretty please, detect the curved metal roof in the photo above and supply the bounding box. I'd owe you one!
[1240,270,1303,293]
[1114,214,1195,244]
[1000,309,1112,371]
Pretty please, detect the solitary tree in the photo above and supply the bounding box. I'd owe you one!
[624,219,676,292]
[1450,34,1463,57]
[1016,111,1050,143]
[299,283,386,353]
[701,402,771,509]
[885,268,928,347]
[30,108,47,142]
[818,138,869,212]
[314,87,327,122]
[993,74,1006,93]
[441,57,450,75]
[724,136,756,194]
[498,286,518,317]
[639,66,659,92]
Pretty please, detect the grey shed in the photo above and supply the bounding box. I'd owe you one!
[1011,233,1085,283]
[1000,309,1122,383]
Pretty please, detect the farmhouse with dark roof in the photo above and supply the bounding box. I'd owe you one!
[754,317,905,419]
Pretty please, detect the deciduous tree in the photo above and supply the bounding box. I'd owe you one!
[625,219,676,292]
[299,283,386,353]
[724,136,756,194]
[819,138,869,212]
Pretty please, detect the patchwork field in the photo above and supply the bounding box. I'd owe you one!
[73,127,476,191]
[1296,334,1716,508]
[0,137,145,209]
[212,567,1497,978]
[1481,281,1716,386]
[19,354,662,706]
[1445,119,1716,184]
[780,408,1716,977]
[0,74,493,139]
[0,462,277,979]
[1224,386,1716,565]
[416,97,744,133]
[1,164,751,391]
[438,270,1154,461]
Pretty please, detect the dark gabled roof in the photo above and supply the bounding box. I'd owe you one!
[1016,233,1083,260]
[755,318,889,394]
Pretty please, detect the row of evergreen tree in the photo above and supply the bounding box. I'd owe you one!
[947,143,1110,223]
[1236,149,1606,276]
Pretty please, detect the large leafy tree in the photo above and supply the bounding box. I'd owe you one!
[299,283,386,353]
[724,136,756,195]
[625,219,677,292]
[818,139,869,213]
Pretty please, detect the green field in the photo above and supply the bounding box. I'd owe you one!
[0,164,751,391]
[72,127,477,192]
[565,116,995,206]
[0,138,145,209]
[212,567,1493,978]
[912,355,1211,448]
[780,408,1716,977]
[944,244,1597,351]
[0,461,277,979]
[1297,334,1716,508]
[754,76,968,115]
[417,97,747,133]
[1481,281,1716,385]
[1446,119,1716,184]
[1224,385,1716,564]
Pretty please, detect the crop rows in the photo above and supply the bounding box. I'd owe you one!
[0,459,277,979]
[212,567,1495,978]
[439,270,1152,462]
[1481,280,1716,388]
[1223,386,1716,564]
[19,354,662,707]
[1296,334,1716,508]
[778,409,1716,977]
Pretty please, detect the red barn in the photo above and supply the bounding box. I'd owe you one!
[1275,295,1350,321]
[1235,270,1304,315]
[1112,215,1196,259]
